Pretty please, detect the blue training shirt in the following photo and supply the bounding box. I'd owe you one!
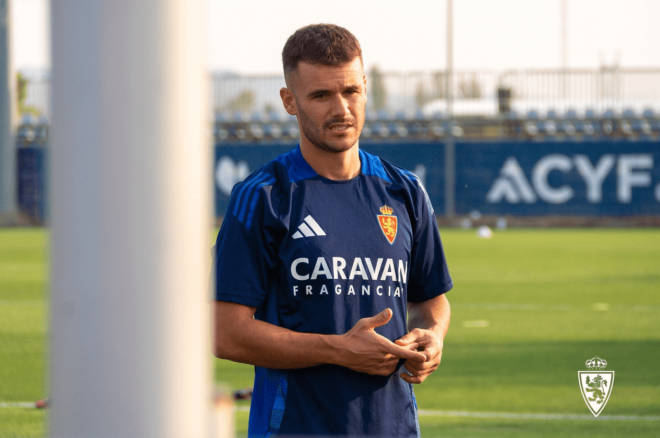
[214,145,453,437]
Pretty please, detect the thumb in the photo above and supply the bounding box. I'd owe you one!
[364,308,393,329]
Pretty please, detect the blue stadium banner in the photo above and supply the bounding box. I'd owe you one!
[214,142,446,217]
[455,141,660,216]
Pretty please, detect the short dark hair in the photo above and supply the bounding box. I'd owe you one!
[282,24,362,80]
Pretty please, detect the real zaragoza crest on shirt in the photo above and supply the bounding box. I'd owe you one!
[377,204,398,245]
[578,356,615,417]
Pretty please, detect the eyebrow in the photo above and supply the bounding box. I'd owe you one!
[307,88,331,98]
[307,85,362,98]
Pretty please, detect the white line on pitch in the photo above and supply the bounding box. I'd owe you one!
[235,406,659,421]
[7,402,659,422]
[452,303,660,312]
[416,409,660,421]
[0,402,36,408]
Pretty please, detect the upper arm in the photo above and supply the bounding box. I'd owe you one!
[407,293,449,314]
[213,172,280,308]
[213,300,257,358]
[406,177,453,303]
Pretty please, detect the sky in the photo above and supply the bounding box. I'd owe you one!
[11,0,660,74]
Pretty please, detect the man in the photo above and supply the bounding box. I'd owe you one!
[213,24,452,437]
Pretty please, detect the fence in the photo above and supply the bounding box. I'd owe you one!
[20,68,660,121]
[499,68,660,115]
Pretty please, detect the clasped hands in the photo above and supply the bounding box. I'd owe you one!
[337,308,443,384]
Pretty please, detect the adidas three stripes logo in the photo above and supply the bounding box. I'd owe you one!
[292,216,326,239]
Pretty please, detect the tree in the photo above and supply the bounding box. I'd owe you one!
[415,73,447,109]
[369,66,387,111]
[432,72,446,99]
[226,90,255,113]
[16,72,41,116]
[415,82,429,108]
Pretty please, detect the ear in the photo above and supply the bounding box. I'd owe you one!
[280,87,298,116]
[363,75,368,102]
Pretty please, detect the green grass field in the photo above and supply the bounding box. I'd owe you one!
[1,227,659,437]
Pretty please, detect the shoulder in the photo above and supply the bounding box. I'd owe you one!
[231,146,315,196]
[227,146,317,229]
[360,149,432,211]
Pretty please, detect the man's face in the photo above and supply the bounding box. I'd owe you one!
[282,58,367,154]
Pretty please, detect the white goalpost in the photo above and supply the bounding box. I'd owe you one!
[0,0,17,222]
[50,1,213,437]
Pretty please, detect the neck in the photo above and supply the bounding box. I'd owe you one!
[300,141,361,181]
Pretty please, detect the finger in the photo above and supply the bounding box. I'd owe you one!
[385,342,419,359]
[386,343,426,362]
[400,372,426,384]
[395,332,418,346]
[402,347,429,363]
[399,342,420,352]
[418,344,438,361]
[404,363,438,376]
[363,308,393,329]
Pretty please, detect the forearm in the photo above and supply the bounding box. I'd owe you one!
[214,301,426,374]
[213,301,339,369]
[407,294,451,339]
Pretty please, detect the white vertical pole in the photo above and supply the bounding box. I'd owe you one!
[444,0,456,218]
[0,0,17,221]
[561,0,568,99]
[50,1,211,437]
[446,0,453,121]
[561,0,568,70]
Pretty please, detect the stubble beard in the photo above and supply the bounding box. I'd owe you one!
[296,104,363,154]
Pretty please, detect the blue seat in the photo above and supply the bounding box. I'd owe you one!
[602,109,616,119]
[622,108,636,119]
[575,120,596,137]
[249,123,264,139]
[360,123,373,138]
[377,109,391,121]
[539,120,557,136]
[215,112,229,123]
[429,122,445,137]
[560,121,576,136]
[267,110,281,122]
[374,122,389,138]
[231,112,248,123]
[389,122,408,138]
[642,108,656,119]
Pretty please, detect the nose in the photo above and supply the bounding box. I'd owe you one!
[329,94,351,118]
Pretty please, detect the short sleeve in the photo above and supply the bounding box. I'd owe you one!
[407,181,453,302]
[213,173,280,308]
